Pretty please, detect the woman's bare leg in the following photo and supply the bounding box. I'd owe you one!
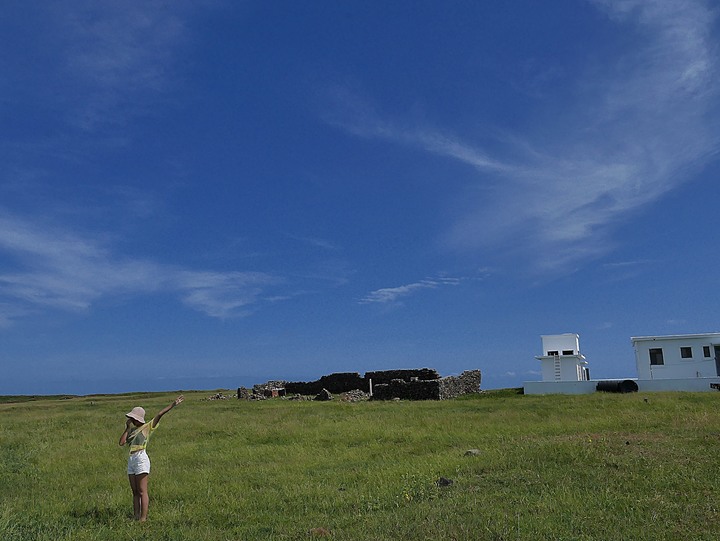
[128,474,141,520]
[136,473,149,521]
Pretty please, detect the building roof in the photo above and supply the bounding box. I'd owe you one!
[631,332,720,343]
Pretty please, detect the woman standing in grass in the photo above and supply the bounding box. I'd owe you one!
[119,395,184,521]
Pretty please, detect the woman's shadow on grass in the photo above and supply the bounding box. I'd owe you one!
[70,505,130,525]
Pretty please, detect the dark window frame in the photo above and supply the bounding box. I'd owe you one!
[649,348,664,366]
[703,346,711,358]
[680,346,693,359]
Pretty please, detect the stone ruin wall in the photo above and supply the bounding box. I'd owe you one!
[283,369,442,395]
[249,368,481,401]
[371,370,482,401]
[285,372,366,395]
[252,380,287,392]
[438,370,482,400]
[251,380,287,398]
[371,379,441,400]
[364,368,441,386]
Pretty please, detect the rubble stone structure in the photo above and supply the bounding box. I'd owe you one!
[365,368,441,385]
[438,370,482,400]
[372,370,482,401]
[285,372,366,395]
[252,380,287,397]
[247,368,481,401]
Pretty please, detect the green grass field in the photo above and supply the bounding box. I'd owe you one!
[1,389,719,540]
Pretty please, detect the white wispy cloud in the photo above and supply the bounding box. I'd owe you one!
[328,0,720,271]
[173,270,277,318]
[286,233,339,251]
[322,87,513,174]
[0,212,280,323]
[359,277,461,304]
[44,1,192,131]
[599,259,661,282]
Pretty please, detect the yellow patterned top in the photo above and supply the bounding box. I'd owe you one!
[126,421,158,453]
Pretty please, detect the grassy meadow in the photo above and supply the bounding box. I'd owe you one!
[1,389,719,540]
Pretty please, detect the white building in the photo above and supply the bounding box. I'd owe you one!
[632,333,720,380]
[524,334,596,395]
[524,332,720,395]
[535,334,588,382]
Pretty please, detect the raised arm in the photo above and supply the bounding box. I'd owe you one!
[152,395,184,428]
[119,418,133,446]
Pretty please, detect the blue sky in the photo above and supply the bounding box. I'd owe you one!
[2,1,720,395]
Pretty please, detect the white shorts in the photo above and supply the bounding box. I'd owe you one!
[127,450,151,475]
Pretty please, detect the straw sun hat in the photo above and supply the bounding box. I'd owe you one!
[125,406,146,424]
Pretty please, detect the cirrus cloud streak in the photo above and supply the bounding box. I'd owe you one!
[0,212,281,325]
[328,0,720,271]
[359,277,461,305]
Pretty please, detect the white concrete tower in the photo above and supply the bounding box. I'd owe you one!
[535,334,589,382]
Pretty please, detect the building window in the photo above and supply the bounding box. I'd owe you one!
[680,347,693,359]
[562,350,574,355]
[649,348,664,365]
[703,346,711,358]
[547,350,559,356]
